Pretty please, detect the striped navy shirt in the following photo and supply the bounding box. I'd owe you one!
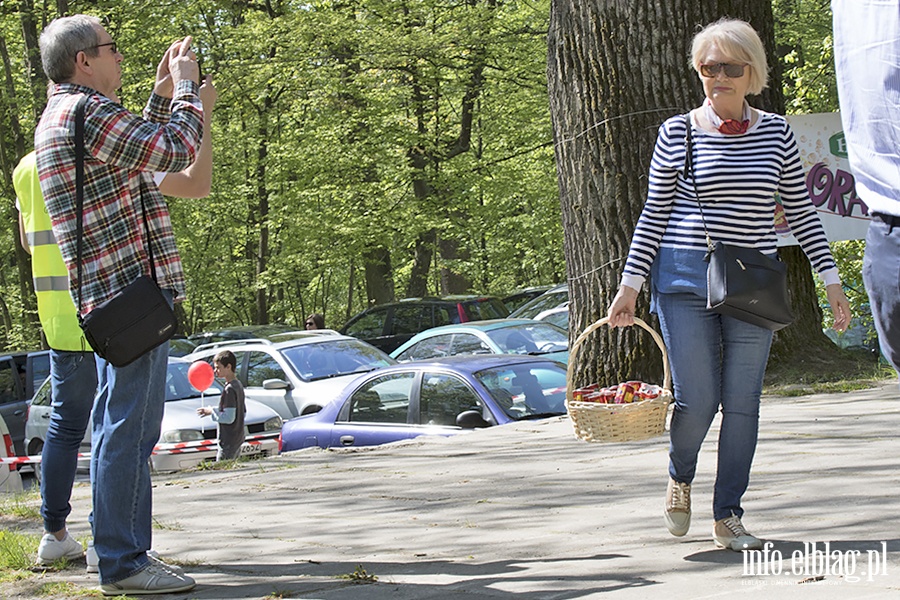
[621,111,838,291]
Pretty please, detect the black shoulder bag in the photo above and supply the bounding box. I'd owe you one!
[74,97,177,366]
[683,113,794,331]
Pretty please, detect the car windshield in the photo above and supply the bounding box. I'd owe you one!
[281,340,395,382]
[511,289,568,319]
[487,323,568,355]
[166,361,222,402]
[474,362,567,420]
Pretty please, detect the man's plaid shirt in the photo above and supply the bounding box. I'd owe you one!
[35,80,202,315]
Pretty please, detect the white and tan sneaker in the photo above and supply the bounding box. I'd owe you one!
[714,513,763,551]
[665,478,691,536]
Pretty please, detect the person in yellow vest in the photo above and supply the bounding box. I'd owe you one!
[17,74,216,568]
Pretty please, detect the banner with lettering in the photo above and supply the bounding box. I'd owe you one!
[775,112,870,246]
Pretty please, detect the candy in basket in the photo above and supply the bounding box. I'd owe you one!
[565,317,673,443]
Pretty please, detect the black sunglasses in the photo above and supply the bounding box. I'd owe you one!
[305,321,315,326]
[699,63,746,78]
[82,41,118,55]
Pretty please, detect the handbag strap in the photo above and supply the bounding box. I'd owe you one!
[683,113,715,254]
[74,96,158,316]
[74,96,88,316]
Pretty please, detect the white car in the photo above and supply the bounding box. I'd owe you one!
[184,331,396,420]
[534,302,569,331]
[25,357,283,473]
[0,413,23,493]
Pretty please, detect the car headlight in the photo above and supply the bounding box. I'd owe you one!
[263,416,283,432]
[160,429,205,444]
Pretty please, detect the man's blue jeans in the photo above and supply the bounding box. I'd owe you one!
[91,291,171,585]
[41,350,98,533]
[863,215,900,377]
[655,291,773,521]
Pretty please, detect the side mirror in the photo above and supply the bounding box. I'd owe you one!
[262,378,292,390]
[456,410,491,429]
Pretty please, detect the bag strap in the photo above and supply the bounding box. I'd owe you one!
[683,113,715,254]
[74,97,158,317]
[74,96,89,316]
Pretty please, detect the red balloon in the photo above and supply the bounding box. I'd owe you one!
[188,361,215,392]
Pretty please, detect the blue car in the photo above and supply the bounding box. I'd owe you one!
[279,355,568,451]
[390,319,569,364]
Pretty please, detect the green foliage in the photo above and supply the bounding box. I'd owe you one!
[773,0,839,115]
[0,1,858,348]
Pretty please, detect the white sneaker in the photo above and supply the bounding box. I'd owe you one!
[87,543,181,576]
[100,561,195,596]
[37,532,84,565]
[86,540,99,573]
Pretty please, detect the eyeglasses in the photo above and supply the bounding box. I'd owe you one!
[699,63,746,78]
[82,41,118,55]
[305,321,315,327]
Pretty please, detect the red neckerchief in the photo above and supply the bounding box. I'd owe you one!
[705,99,751,135]
[719,118,750,135]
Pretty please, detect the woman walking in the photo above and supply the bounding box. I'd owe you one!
[606,18,850,551]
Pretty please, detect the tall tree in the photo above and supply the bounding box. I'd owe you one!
[548,0,836,389]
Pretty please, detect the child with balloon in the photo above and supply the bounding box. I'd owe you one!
[193,350,246,461]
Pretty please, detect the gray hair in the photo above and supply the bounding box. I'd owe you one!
[40,15,102,83]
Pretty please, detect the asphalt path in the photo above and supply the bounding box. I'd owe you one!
[4,382,900,599]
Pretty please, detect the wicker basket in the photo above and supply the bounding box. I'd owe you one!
[566,317,673,443]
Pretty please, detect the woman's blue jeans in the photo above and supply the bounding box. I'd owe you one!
[655,291,773,521]
[90,290,171,585]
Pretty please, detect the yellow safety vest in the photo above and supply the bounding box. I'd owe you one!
[14,152,91,351]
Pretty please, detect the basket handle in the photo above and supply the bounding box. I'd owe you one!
[566,317,672,404]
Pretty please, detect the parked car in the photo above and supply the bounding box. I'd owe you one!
[501,285,555,313]
[168,337,197,357]
[185,332,395,420]
[279,354,568,451]
[25,357,283,472]
[341,296,510,354]
[0,413,23,493]
[509,284,569,319]
[534,303,570,331]
[390,319,569,364]
[0,350,50,456]
[187,324,296,345]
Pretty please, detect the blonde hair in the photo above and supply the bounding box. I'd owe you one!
[691,18,768,95]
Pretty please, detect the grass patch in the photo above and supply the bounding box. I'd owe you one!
[150,517,183,531]
[336,564,378,583]
[764,344,893,396]
[33,581,86,597]
[0,530,39,571]
[0,490,41,521]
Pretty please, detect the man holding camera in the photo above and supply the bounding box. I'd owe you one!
[35,14,202,595]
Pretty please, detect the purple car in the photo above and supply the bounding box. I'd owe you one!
[278,354,568,451]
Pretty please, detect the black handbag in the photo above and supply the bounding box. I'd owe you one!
[683,114,794,331]
[73,97,177,367]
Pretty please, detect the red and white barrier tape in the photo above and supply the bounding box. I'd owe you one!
[1,434,278,464]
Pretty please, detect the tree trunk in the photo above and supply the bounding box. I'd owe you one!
[363,246,394,307]
[0,34,39,337]
[18,0,47,124]
[440,234,473,294]
[548,0,830,391]
[407,228,435,298]
[255,111,269,324]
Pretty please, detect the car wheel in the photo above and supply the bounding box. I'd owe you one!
[27,439,44,457]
